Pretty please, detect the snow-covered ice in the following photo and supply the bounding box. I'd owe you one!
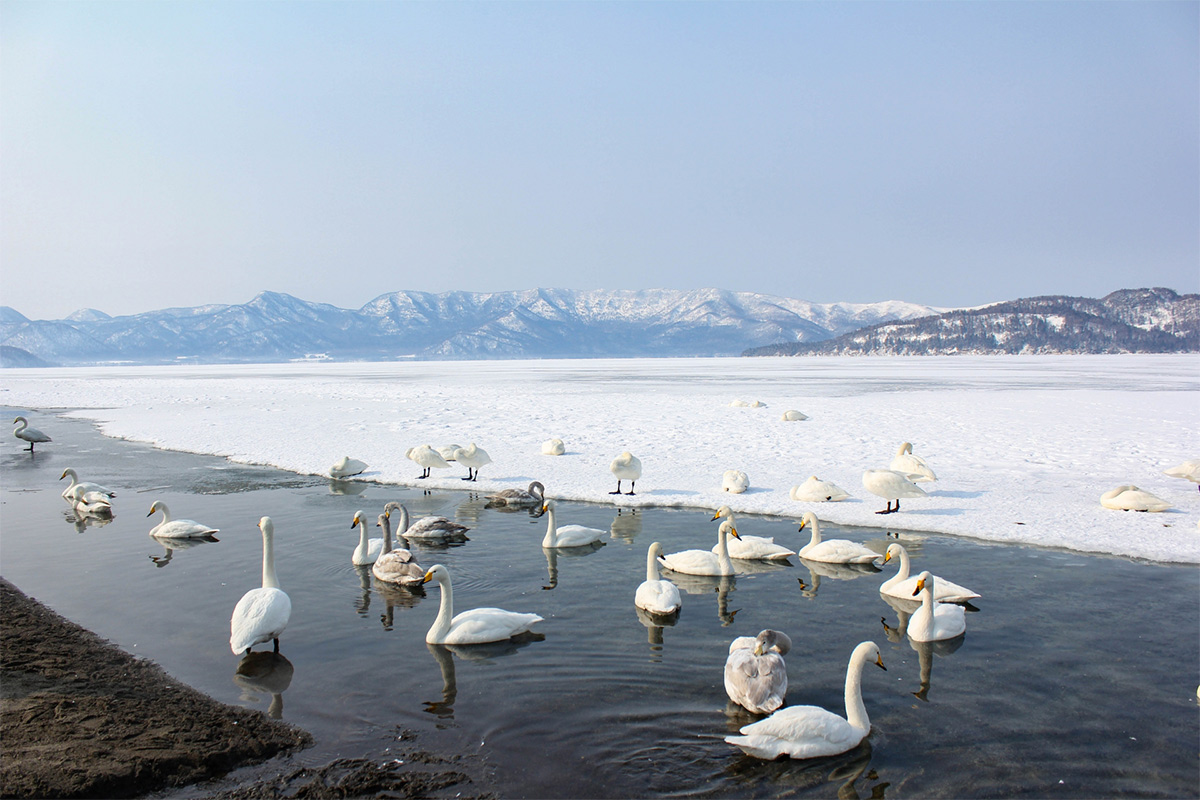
[3,354,1197,563]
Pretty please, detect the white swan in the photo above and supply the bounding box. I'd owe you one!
[862,468,927,514]
[421,564,543,645]
[635,542,681,616]
[73,491,114,517]
[350,510,385,565]
[781,410,808,421]
[1099,485,1172,512]
[329,456,367,478]
[541,438,565,456]
[610,451,642,495]
[59,468,116,502]
[541,500,607,548]
[659,518,740,576]
[485,481,546,507]
[384,502,469,542]
[880,543,979,604]
[230,517,292,655]
[726,641,886,759]
[147,500,219,539]
[12,416,51,451]
[453,442,492,481]
[435,444,462,462]
[722,470,750,494]
[797,512,879,565]
[790,476,851,502]
[725,629,791,715]
[372,512,424,586]
[889,442,937,482]
[1163,459,1200,492]
[710,506,795,561]
[409,444,450,479]
[907,571,967,642]
[729,399,766,408]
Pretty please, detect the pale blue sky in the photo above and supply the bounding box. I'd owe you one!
[2,1,1196,319]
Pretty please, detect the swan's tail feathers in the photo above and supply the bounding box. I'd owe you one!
[725,734,780,760]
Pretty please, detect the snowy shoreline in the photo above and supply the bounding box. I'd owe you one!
[4,354,1198,564]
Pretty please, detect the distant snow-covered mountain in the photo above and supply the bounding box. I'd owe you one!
[0,288,942,367]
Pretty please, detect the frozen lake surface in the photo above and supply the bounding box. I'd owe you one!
[2,410,1197,798]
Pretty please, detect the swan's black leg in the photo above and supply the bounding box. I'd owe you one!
[626,481,635,496]
[462,467,474,481]
[609,480,623,495]
[273,638,280,653]
[418,467,428,479]
[895,499,901,512]
[470,470,479,482]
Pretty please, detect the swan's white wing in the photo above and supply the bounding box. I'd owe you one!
[443,608,543,645]
[890,453,936,482]
[909,601,967,642]
[406,516,469,537]
[549,524,607,547]
[635,579,681,615]
[882,573,980,603]
[153,519,219,539]
[230,588,291,654]
[726,705,864,759]
[719,535,795,561]
[799,539,880,565]
[658,549,721,576]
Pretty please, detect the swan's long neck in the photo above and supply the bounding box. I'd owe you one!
[542,506,558,547]
[716,526,733,574]
[64,469,78,488]
[805,519,821,548]
[380,516,393,554]
[14,418,27,434]
[261,526,280,590]
[645,546,660,582]
[397,506,410,533]
[530,482,544,502]
[429,572,454,641]
[895,548,911,580]
[356,519,371,556]
[844,647,871,732]
[157,504,172,523]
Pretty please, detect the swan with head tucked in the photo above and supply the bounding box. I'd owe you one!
[659,519,741,576]
[59,468,116,502]
[710,506,795,561]
[541,438,565,456]
[726,641,886,760]
[781,410,808,421]
[880,543,979,604]
[409,444,450,479]
[147,500,219,539]
[372,511,424,586]
[13,416,51,451]
[384,502,470,542]
[790,476,851,502]
[230,517,292,655]
[1163,460,1200,492]
[73,491,114,518]
[797,512,880,565]
[725,629,791,715]
[421,564,543,644]
[610,451,642,495]
[453,443,492,481]
[1099,485,1172,512]
[541,500,607,548]
[435,444,462,462]
[635,542,681,615]
[908,571,967,642]
[722,470,750,494]
[351,510,385,565]
[329,456,367,478]
[485,481,546,507]
[889,442,936,482]
[862,469,927,514]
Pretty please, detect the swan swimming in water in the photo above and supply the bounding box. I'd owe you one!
[907,571,967,642]
[725,629,791,715]
[372,511,424,586]
[797,512,879,565]
[541,500,607,548]
[1099,485,1172,512]
[889,442,936,482]
[790,476,851,502]
[659,518,741,576]
[421,563,543,645]
[59,468,116,502]
[384,502,470,542]
[635,542,681,616]
[147,500,219,539]
[12,416,51,451]
[861,469,927,514]
[485,481,545,507]
[610,451,642,495]
[453,443,492,481]
[726,641,886,760]
[880,543,979,604]
[710,506,795,561]
[230,517,292,655]
[351,510,385,565]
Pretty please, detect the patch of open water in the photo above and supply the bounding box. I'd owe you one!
[2,411,1197,798]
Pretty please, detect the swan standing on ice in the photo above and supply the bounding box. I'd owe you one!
[453,443,492,481]
[351,510,385,565]
[542,438,565,456]
[12,416,51,451]
[1099,485,1172,512]
[541,500,607,548]
[711,506,795,561]
[409,445,450,479]
[421,564,543,645]
[726,641,886,760]
[59,468,116,502]
[862,469,927,514]
[329,456,367,478]
[889,442,937,482]
[797,512,879,565]
[372,511,424,586]
[147,500,219,539]
[230,517,292,655]
[384,502,470,542]
[790,476,851,502]
[880,543,979,604]
[1163,460,1200,492]
[635,542,681,616]
[722,470,750,494]
[725,629,791,715]
[908,572,967,642]
[610,451,642,495]
[485,481,546,507]
[659,519,741,576]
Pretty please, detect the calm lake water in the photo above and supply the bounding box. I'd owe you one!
[2,410,1197,799]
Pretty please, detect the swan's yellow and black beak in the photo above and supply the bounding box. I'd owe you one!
[729,525,741,540]
[422,569,434,584]
[351,514,361,528]
[753,642,765,656]
[710,511,721,521]
[798,519,808,532]
[884,551,893,564]
[146,508,154,517]
[875,654,887,671]
[912,577,926,596]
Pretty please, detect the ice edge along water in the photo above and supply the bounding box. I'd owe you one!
[3,354,1198,564]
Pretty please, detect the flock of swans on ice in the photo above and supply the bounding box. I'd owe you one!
[16,411,1200,761]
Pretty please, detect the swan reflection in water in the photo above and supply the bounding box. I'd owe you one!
[65,506,115,533]
[725,739,889,799]
[879,595,965,702]
[610,508,642,543]
[666,574,738,626]
[328,478,368,496]
[147,534,218,567]
[234,651,294,719]
[541,541,606,590]
[796,559,881,598]
[634,605,680,652]
[424,634,544,719]
[378,581,426,631]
